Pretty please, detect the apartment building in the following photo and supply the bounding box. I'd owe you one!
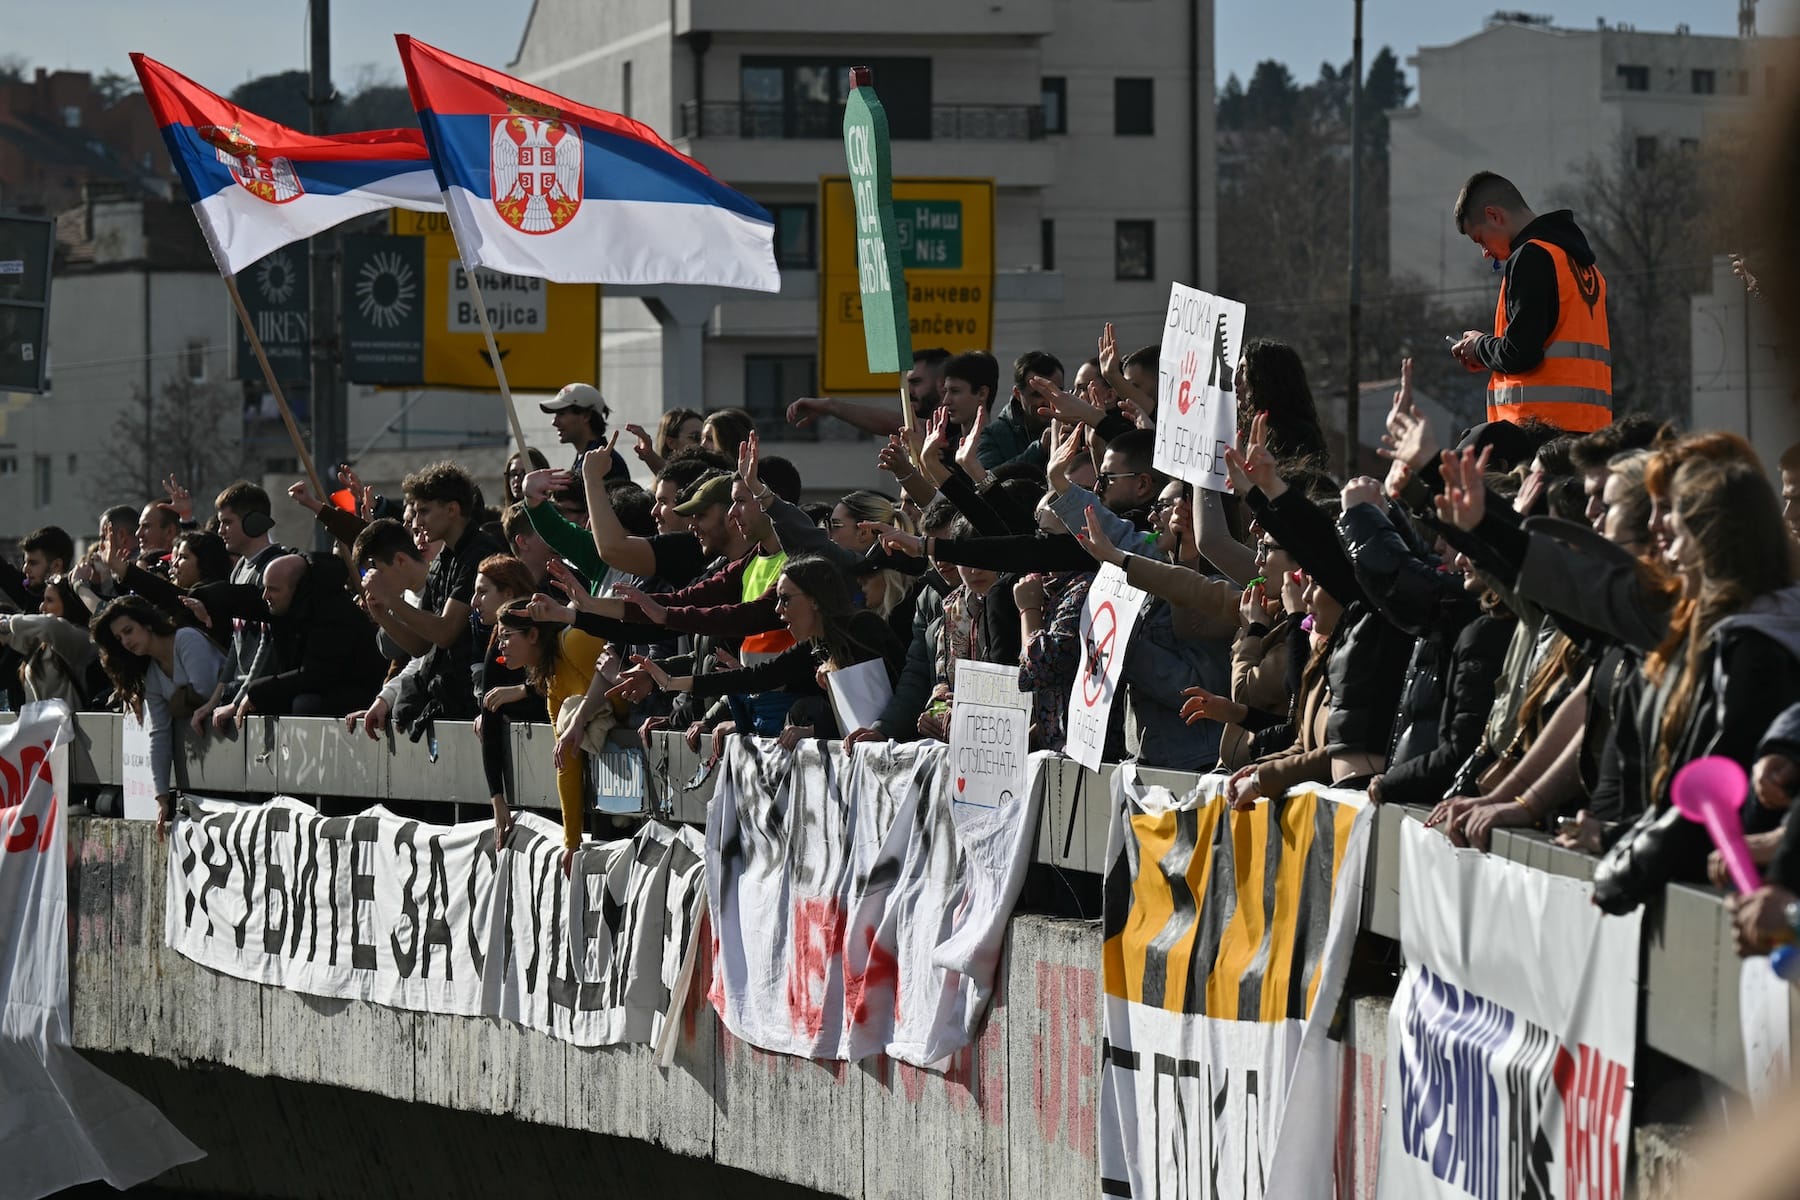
[1388,15,1758,299]
[508,0,1215,491]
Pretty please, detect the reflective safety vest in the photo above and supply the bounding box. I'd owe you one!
[1488,238,1612,432]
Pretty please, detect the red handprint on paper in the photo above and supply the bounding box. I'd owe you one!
[1175,349,1200,415]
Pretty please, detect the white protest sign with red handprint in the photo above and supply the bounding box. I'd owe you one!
[1152,282,1246,491]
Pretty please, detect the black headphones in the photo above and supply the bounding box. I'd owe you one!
[240,510,275,538]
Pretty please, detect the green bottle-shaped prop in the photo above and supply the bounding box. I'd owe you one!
[842,66,913,424]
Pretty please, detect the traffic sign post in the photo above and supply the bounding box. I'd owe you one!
[841,65,913,429]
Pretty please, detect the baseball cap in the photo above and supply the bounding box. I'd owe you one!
[673,473,736,516]
[540,382,610,418]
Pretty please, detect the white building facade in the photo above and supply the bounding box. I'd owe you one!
[508,0,1216,492]
[1387,17,1757,300]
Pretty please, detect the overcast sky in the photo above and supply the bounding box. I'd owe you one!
[10,0,1798,102]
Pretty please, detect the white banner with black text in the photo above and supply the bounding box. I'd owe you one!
[1377,821,1643,1200]
[165,796,706,1051]
[706,736,1044,1066]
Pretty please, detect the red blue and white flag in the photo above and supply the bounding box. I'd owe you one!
[131,53,443,276]
[394,36,779,292]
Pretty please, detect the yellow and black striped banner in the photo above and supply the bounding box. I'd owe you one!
[1102,775,1366,1022]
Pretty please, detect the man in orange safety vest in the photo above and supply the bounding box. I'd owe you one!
[1448,171,1613,433]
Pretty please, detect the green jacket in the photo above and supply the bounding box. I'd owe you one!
[524,501,607,591]
[976,400,1048,471]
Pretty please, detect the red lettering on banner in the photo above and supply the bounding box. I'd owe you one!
[1554,1042,1628,1200]
[1031,963,1097,1156]
[0,738,56,853]
[845,922,900,1028]
[786,896,846,1039]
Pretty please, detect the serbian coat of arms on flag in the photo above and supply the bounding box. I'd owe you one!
[490,92,581,234]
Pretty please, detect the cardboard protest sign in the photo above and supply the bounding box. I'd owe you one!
[1153,283,1246,492]
[1066,563,1148,770]
[947,660,1030,812]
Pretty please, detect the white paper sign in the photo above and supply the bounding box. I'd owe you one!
[1154,282,1246,491]
[1065,562,1148,771]
[947,660,1030,812]
[826,657,894,737]
[121,708,157,821]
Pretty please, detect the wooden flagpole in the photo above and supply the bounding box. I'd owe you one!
[459,259,532,459]
[224,274,327,502]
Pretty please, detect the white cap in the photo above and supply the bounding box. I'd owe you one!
[540,382,609,416]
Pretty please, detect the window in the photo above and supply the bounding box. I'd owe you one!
[1617,64,1649,91]
[1115,78,1154,135]
[1692,68,1716,95]
[32,455,50,509]
[185,337,207,383]
[743,356,819,441]
[1041,77,1067,134]
[0,457,17,476]
[622,61,633,117]
[65,454,76,475]
[1041,219,1056,271]
[769,203,816,269]
[739,58,931,139]
[62,106,80,129]
[1115,220,1154,280]
[1635,136,1658,168]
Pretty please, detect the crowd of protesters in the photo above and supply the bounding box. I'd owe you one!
[11,171,1800,967]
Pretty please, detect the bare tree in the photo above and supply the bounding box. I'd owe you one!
[92,372,247,508]
[1558,133,1712,422]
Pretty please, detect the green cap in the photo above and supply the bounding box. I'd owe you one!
[674,473,736,516]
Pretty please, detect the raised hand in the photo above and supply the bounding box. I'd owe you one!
[624,422,657,463]
[522,468,571,506]
[920,405,952,469]
[1432,446,1491,533]
[526,592,575,625]
[163,475,193,520]
[955,403,989,482]
[876,434,911,480]
[1341,476,1384,511]
[614,582,668,625]
[180,594,214,630]
[581,431,622,483]
[1098,322,1121,382]
[1030,374,1101,426]
[1046,421,1086,495]
[737,429,762,496]
[1074,505,1125,567]
[1377,361,1438,472]
[1226,411,1284,499]
[786,398,832,429]
[629,653,675,691]
[861,520,922,559]
[288,479,325,514]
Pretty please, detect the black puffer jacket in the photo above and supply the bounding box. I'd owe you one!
[1384,612,1516,808]
[1247,488,1407,761]
[1593,590,1800,914]
[1338,500,1482,767]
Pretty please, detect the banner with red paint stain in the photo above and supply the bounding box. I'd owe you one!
[1377,821,1642,1200]
[705,736,1042,1066]
[0,702,204,1198]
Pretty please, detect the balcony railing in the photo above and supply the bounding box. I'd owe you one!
[678,100,1044,141]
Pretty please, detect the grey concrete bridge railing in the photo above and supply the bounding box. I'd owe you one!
[40,710,1755,1195]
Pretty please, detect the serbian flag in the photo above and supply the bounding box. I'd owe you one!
[131,53,443,276]
[395,36,779,292]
